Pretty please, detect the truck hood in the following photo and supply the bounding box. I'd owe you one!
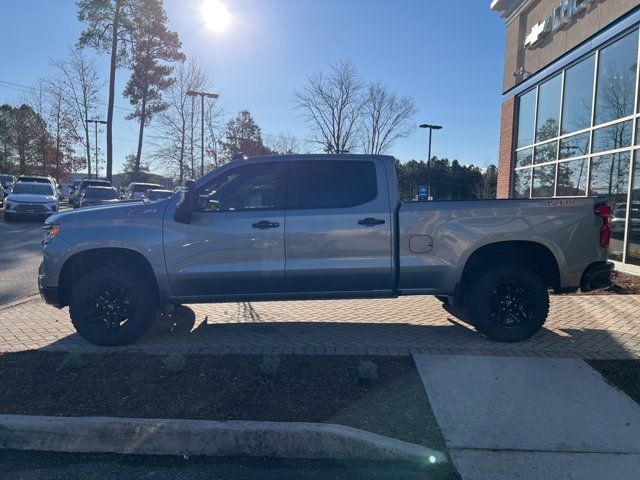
[46,198,171,225]
[7,193,57,203]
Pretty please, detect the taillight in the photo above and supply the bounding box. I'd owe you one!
[595,203,611,248]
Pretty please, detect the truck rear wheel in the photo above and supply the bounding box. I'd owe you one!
[69,266,158,346]
[467,264,549,343]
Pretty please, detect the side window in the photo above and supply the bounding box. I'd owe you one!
[289,161,377,209]
[197,163,286,212]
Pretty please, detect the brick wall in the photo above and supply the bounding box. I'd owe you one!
[497,97,516,199]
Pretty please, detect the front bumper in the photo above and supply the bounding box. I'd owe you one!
[38,262,62,307]
[580,261,614,292]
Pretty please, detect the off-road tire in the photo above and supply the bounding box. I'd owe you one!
[467,264,549,343]
[69,266,158,346]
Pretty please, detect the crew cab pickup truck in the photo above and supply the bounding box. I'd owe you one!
[39,154,613,346]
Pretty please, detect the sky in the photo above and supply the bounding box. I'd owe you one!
[0,0,506,175]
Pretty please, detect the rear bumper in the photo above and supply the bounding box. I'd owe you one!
[580,261,614,292]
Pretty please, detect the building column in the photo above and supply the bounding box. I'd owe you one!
[497,96,517,199]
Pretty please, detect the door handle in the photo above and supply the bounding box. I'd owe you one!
[358,217,385,227]
[252,220,280,229]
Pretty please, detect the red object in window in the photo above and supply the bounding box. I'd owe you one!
[595,204,611,248]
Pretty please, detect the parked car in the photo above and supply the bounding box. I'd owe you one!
[0,173,16,198]
[611,202,640,238]
[125,182,164,200]
[4,181,58,222]
[74,179,112,208]
[142,188,173,203]
[39,154,613,346]
[79,186,120,208]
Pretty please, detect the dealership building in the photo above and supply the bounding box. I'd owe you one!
[491,0,640,270]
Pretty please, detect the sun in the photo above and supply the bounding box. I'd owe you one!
[201,0,231,33]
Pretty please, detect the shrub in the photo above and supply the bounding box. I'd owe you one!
[358,359,378,382]
[163,353,186,372]
[259,355,281,377]
[56,353,84,373]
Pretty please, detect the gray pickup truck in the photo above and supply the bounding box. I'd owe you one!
[39,154,613,346]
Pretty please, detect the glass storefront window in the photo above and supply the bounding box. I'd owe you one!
[556,159,588,196]
[517,89,536,148]
[536,74,562,142]
[626,149,640,266]
[589,152,630,197]
[561,55,595,134]
[515,148,532,167]
[534,140,558,164]
[559,132,590,159]
[532,164,556,197]
[594,30,638,126]
[513,168,531,198]
[590,152,631,262]
[591,120,633,153]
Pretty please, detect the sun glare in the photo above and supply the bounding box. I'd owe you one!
[201,0,231,33]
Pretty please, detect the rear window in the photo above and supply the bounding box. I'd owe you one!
[85,188,118,199]
[289,161,377,209]
[134,183,162,192]
[81,180,110,189]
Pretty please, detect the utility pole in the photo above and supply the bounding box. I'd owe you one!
[190,95,195,177]
[187,90,219,177]
[419,123,443,200]
[87,119,107,178]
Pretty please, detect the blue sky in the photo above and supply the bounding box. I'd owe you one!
[0,0,505,174]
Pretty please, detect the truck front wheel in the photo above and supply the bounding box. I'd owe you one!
[467,264,549,343]
[69,266,158,346]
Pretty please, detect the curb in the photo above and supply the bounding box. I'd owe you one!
[0,294,41,311]
[0,415,446,463]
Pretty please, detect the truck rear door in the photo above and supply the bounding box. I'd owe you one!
[284,159,393,292]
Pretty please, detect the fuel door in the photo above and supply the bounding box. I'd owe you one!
[409,235,433,253]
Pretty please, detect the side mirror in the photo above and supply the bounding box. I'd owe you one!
[174,179,195,224]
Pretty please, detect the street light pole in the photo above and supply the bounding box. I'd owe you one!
[187,90,219,178]
[419,123,443,199]
[87,119,107,178]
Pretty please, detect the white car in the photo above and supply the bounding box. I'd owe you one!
[3,181,59,222]
[125,182,164,200]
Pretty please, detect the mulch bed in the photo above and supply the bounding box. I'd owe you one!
[0,352,448,454]
[588,360,640,405]
[560,270,640,295]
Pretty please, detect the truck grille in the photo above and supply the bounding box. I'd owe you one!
[14,204,48,213]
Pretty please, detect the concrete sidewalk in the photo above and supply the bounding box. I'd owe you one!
[414,355,640,480]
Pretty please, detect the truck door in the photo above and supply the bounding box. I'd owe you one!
[285,160,393,292]
[164,162,288,297]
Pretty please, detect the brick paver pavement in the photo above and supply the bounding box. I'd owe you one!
[1,295,639,358]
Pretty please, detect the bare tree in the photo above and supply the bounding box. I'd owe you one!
[44,76,79,181]
[26,80,49,174]
[293,60,365,153]
[52,50,103,177]
[361,82,416,154]
[204,96,225,169]
[267,133,300,155]
[154,59,210,181]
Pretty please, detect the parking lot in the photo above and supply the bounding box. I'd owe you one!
[0,203,72,305]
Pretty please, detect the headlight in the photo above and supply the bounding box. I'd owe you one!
[42,224,61,244]
[5,201,14,210]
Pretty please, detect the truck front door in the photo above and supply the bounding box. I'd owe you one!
[164,162,287,297]
[285,160,393,292]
